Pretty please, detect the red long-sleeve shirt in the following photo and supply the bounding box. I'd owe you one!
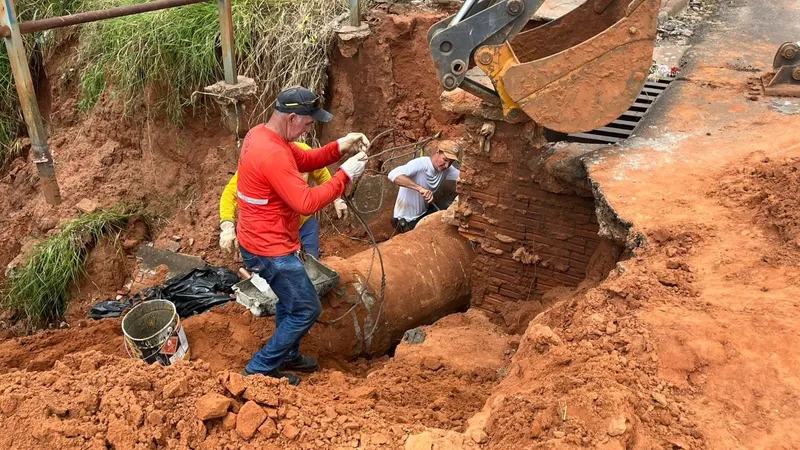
[236,126,349,256]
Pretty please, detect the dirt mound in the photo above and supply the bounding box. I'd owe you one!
[462,229,706,449]
[0,302,348,375]
[714,155,800,248]
[0,310,509,449]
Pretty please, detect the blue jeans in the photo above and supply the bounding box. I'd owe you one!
[298,216,320,259]
[240,246,322,373]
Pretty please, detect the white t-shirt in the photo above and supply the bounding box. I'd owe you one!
[387,157,460,221]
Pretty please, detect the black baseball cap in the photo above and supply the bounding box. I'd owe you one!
[274,86,333,123]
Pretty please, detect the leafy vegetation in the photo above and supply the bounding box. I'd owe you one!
[2,204,147,327]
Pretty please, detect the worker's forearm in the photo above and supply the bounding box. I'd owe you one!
[393,175,425,193]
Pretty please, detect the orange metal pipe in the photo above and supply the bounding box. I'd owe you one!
[310,213,475,359]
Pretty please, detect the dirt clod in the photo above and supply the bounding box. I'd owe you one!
[163,377,189,398]
[195,393,231,420]
[348,385,378,399]
[470,428,489,444]
[74,198,99,214]
[423,357,443,371]
[607,416,628,436]
[652,392,668,407]
[227,371,246,396]
[257,417,278,438]
[0,396,18,415]
[236,400,267,440]
[222,412,237,431]
[405,432,435,450]
[281,421,300,439]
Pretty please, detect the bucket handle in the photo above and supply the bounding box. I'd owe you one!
[123,332,175,363]
[122,318,177,363]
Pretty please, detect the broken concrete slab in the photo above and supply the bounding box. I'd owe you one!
[336,23,371,58]
[440,89,530,124]
[661,0,689,17]
[159,240,181,253]
[533,0,584,21]
[529,142,602,198]
[653,45,691,68]
[203,76,257,102]
[136,245,206,278]
[535,0,685,22]
[439,68,527,123]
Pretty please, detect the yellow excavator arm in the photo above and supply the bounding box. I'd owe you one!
[428,0,661,133]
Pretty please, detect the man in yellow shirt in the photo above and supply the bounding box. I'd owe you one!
[218,141,348,258]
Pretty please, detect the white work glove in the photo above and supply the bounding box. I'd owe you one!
[219,221,237,253]
[337,133,370,157]
[340,151,368,181]
[333,198,349,220]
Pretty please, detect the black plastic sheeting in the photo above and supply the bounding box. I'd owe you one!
[90,267,239,320]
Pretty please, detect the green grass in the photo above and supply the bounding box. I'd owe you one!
[0,0,348,162]
[74,0,348,123]
[2,204,147,327]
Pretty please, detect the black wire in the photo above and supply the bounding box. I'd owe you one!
[342,195,387,342]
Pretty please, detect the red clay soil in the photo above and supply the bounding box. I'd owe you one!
[464,37,800,450]
[0,310,510,449]
[0,302,348,376]
[321,7,460,145]
[714,156,800,249]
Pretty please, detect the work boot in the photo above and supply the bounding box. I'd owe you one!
[280,354,318,373]
[241,367,300,386]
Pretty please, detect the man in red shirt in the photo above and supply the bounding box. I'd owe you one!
[237,86,368,384]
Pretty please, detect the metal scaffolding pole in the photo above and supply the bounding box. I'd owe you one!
[0,0,208,37]
[217,0,236,85]
[1,0,61,205]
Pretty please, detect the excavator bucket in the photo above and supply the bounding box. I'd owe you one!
[474,0,661,133]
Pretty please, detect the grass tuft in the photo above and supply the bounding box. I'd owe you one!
[2,204,148,327]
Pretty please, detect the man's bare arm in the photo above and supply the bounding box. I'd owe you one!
[393,175,433,204]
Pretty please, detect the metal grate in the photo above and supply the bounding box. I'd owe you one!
[564,77,675,144]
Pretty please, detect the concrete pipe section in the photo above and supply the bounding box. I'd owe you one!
[313,212,475,359]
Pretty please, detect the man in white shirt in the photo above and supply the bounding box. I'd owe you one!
[387,141,461,233]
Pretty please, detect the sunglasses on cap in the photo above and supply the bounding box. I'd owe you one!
[276,95,321,109]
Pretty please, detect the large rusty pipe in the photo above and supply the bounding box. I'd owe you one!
[0,0,209,38]
[310,213,475,359]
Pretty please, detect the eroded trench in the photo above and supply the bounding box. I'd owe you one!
[0,121,628,440]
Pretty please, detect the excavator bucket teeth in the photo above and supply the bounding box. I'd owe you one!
[502,0,660,133]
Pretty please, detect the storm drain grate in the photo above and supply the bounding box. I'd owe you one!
[565,77,675,144]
